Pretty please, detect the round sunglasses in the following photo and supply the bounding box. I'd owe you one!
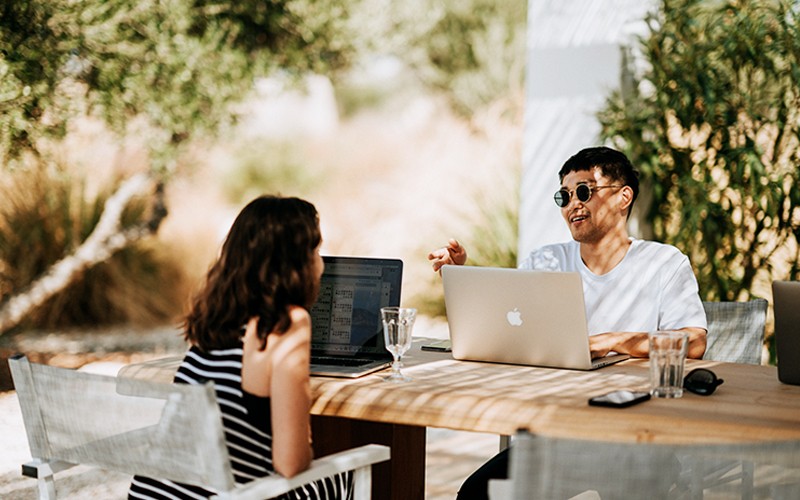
[554,183,625,208]
[683,368,724,396]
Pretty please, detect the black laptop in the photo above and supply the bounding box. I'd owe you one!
[773,280,800,386]
[309,256,403,378]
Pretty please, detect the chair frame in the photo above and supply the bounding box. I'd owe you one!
[9,354,390,500]
[493,430,800,500]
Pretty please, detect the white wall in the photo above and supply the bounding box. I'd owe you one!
[519,0,654,262]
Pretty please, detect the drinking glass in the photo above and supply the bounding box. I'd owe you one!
[380,307,417,383]
[649,330,689,398]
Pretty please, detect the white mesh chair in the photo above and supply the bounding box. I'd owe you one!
[702,299,768,365]
[493,430,800,500]
[700,298,769,496]
[9,355,390,500]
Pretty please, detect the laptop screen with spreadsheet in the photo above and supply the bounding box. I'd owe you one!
[309,256,402,358]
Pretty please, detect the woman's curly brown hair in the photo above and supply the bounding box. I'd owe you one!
[184,196,322,351]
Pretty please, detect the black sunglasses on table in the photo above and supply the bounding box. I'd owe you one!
[683,368,724,396]
[553,183,625,208]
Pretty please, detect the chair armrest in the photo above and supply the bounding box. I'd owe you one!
[115,356,184,398]
[213,444,390,500]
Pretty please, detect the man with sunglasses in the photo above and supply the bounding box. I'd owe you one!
[430,145,707,358]
[429,146,708,500]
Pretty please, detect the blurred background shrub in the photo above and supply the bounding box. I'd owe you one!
[220,139,321,205]
[0,163,188,331]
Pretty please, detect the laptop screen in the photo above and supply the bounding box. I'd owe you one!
[310,256,403,357]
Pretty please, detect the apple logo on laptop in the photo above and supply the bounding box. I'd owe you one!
[506,308,523,327]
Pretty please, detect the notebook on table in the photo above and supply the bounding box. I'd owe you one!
[441,265,629,371]
[308,256,402,378]
[772,280,800,385]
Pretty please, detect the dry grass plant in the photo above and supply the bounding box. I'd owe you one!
[0,160,189,331]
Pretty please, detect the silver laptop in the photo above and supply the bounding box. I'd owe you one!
[441,265,629,370]
[773,280,800,386]
[308,256,402,378]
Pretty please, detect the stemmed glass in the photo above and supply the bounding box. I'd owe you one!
[380,307,417,383]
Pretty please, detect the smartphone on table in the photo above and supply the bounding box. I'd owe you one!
[421,339,452,352]
[588,390,651,408]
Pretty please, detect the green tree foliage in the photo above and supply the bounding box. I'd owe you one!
[0,0,358,168]
[599,0,800,301]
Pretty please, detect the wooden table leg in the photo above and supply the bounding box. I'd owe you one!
[312,415,426,500]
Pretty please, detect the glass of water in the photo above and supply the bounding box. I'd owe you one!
[649,330,689,398]
[380,307,417,383]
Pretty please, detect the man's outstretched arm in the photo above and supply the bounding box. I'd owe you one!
[428,238,468,272]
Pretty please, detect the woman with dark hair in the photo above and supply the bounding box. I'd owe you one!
[129,195,351,499]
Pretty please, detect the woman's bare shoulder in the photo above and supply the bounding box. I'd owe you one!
[287,306,311,327]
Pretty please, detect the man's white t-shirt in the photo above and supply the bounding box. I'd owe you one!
[519,238,707,336]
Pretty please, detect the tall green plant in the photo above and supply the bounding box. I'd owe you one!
[599,0,800,301]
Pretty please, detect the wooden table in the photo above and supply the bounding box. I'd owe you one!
[119,339,800,499]
[310,339,800,499]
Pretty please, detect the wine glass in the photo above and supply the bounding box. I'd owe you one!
[380,307,417,383]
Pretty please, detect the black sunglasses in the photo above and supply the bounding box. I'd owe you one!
[553,183,625,208]
[683,368,724,396]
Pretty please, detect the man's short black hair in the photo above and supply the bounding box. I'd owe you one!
[558,146,640,214]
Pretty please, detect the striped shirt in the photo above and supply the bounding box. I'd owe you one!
[129,345,352,500]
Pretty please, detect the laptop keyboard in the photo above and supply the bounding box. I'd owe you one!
[311,356,378,367]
